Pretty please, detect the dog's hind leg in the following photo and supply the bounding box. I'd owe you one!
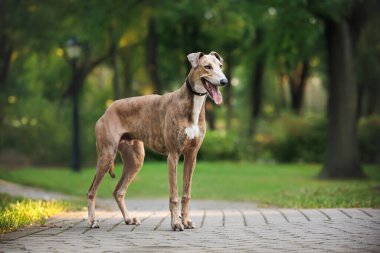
[87,121,119,228]
[113,140,145,225]
[87,149,117,228]
[87,155,116,228]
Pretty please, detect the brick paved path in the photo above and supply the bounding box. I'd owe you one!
[1,198,380,253]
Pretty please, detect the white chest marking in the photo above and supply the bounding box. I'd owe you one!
[185,95,206,139]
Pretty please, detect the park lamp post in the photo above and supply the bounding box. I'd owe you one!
[65,38,82,62]
[65,37,82,172]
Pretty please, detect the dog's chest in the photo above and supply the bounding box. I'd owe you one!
[184,96,206,140]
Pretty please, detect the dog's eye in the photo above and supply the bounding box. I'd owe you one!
[204,65,212,70]
[220,65,223,68]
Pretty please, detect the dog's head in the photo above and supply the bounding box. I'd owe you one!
[187,51,228,105]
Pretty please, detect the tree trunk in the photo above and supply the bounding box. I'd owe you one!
[0,36,12,124]
[111,51,120,100]
[123,57,133,98]
[205,100,216,130]
[0,0,11,95]
[224,52,233,130]
[356,83,364,118]
[278,73,288,108]
[248,52,265,136]
[320,19,364,178]
[146,18,162,94]
[366,81,380,115]
[110,33,120,100]
[251,59,264,120]
[289,61,309,114]
[0,40,12,93]
[248,28,265,136]
[251,29,265,120]
[108,25,120,100]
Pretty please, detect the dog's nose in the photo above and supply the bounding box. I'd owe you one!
[220,78,228,86]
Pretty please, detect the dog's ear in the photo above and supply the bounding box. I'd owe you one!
[210,51,224,64]
[187,52,204,68]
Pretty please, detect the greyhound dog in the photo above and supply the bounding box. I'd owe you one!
[87,51,227,231]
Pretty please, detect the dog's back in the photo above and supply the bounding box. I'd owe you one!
[97,93,176,155]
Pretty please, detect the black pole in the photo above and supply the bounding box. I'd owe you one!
[71,62,80,172]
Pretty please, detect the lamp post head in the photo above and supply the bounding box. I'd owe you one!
[65,37,82,61]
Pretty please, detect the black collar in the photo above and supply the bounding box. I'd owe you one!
[186,77,207,96]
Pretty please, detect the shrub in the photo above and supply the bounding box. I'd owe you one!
[252,114,379,164]
[270,115,327,163]
[198,131,239,161]
[250,114,327,163]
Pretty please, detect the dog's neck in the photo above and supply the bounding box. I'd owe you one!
[183,77,206,124]
[186,77,207,96]
[181,78,206,140]
[191,93,206,125]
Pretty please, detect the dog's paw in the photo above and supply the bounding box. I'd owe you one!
[182,219,195,229]
[89,220,100,228]
[171,220,184,231]
[125,217,141,225]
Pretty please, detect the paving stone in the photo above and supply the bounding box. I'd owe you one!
[222,209,244,227]
[200,209,223,228]
[1,200,379,252]
[299,208,329,221]
[242,209,267,225]
[259,209,288,224]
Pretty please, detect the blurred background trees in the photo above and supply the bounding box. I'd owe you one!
[0,0,379,178]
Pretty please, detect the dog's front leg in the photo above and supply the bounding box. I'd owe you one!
[168,152,184,231]
[181,153,196,229]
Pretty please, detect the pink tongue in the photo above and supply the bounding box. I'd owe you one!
[210,84,223,105]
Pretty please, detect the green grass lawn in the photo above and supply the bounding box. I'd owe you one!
[1,162,379,208]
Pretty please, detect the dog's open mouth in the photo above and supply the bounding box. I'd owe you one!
[201,78,223,105]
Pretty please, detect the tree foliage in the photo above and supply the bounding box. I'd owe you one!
[0,0,378,176]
